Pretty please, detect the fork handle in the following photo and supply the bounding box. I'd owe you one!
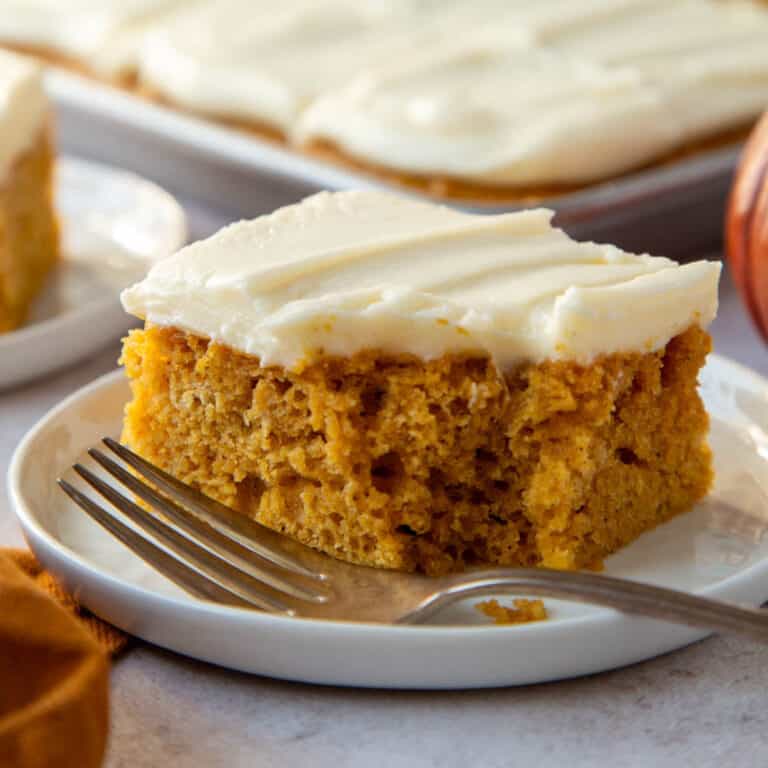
[399,568,768,640]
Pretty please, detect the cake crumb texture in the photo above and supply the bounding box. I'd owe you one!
[0,126,59,333]
[121,325,713,575]
[476,599,548,625]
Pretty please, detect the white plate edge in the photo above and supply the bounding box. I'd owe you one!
[8,354,768,642]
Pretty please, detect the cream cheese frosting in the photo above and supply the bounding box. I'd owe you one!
[0,0,190,76]
[0,49,47,180]
[297,42,675,187]
[121,190,721,370]
[137,0,531,131]
[297,0,768,186]
[136,0,662,133]
[551,0,768,146]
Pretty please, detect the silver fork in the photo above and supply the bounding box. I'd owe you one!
[57,437,768,639]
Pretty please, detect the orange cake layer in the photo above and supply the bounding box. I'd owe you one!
[121,324,713,575]
[0,124,59,333]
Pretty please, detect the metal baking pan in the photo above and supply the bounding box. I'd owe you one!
[48,70,741,258]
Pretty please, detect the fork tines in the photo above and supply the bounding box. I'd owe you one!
[58,439,331,613]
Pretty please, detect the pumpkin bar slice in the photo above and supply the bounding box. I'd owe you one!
[120,190,719,574]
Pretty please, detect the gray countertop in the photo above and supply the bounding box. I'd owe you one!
[1,203,766,767]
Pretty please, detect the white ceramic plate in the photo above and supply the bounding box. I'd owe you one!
[0,156,186,390]
[9,356,768,689]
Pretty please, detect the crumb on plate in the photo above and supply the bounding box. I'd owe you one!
[476,598,548,625]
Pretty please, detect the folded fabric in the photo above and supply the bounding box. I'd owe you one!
[0,549,126,768]
[5,550,128,655]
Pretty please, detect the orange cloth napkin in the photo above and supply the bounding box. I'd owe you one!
[0,549,127,768]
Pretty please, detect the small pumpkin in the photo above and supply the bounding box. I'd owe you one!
[727,112,768,339]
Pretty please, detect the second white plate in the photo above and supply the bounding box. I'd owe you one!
[8,355,768,689]
[0,155,186,390]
